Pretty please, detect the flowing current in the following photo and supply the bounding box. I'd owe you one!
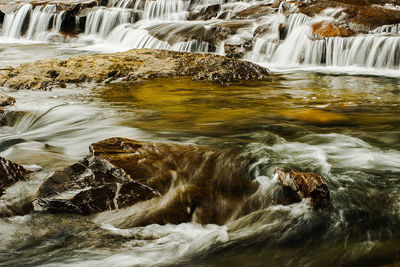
[0,0,400,266]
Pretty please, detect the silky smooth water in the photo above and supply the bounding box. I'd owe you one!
[0,68,399,266]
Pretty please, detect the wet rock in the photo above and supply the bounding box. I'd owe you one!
[297,0,400,33]
[0,156,29,197]
[0,92,15,106]
[254,23,288,40]
[34,156,160,214]
[224,41,252,59]
[312,21,355,37]
[275,169,330,207]
[36,137,258,226]
[233,3,277,19]
[188,4,221,20]
[0,8,4,24]
[0,49,269,90]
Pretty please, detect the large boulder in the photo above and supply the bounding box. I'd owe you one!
[275,169,330,207]
[0,156,29,197]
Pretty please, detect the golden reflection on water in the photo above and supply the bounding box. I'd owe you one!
[96,73,400,136]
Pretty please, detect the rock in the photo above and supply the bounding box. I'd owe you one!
[0,156,29,197]
[34,156,160,214]
[188,4,221,20]
[275,169,330,207]
[254,23,288,40]
[233,3,277,19]
[297,0,400,33]
[312,21,355,37]
[224,41,253,59]
[36,137,258,226]
[0,49,269,90]
[0,92,15,106]
[0,8,4,24]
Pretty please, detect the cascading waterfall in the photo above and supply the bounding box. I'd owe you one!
[370,23,400,34]
[2,4,33,39]
[2,4,65,40]
[1,0,400,70]
[140,0,190,20]
[85,8,133,38]
[105,23,212,52]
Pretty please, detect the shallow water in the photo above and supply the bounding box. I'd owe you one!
[1,63,399,266]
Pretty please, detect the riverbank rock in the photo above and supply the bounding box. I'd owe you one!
[0,92,15,106]
[0,49,270,90]
[275,169,330,207]
[0,156,29,197]
[33,156,160,214]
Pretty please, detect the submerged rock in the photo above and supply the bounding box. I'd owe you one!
[0,156,29,197]
[34,156,159,214]
[0,49,269,90]
[0,92,15,106]
[275,169,330,207]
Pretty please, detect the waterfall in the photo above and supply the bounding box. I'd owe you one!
[286,13,311,34]
[85,8,133,38]
[2,4,32,39]
[139,0,190,20]
[105,23,212,52]
[370,23,400,34]
[2,4,65,40]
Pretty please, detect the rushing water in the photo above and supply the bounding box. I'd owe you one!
[0,0,400,265]
[0,68,400,266]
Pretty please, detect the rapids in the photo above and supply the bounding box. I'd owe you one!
[0,72,399,266]
[0,0,400,266]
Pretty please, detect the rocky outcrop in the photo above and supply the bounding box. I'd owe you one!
[312,21,355,37]
[0,92,15,106]
[0,156,29,197]
[275,169,330,207]
[297,0,400,33]
[34,156,159,214]
[0,49,269,90]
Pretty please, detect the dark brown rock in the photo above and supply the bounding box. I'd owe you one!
[187,4,221,21]
[34,156,160,214]
[0,156,29,197]
[275,169,330,207]
[233,3,277,19]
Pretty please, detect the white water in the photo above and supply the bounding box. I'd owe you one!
[2,4,65,41]
[1,0,400,73]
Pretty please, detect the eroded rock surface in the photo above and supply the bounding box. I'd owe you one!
[275,169,330,207]
[34,156,159,214]
[0,49,269,90]
[0,156,29,197]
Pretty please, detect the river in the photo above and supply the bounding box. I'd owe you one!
[1,0,400,266]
